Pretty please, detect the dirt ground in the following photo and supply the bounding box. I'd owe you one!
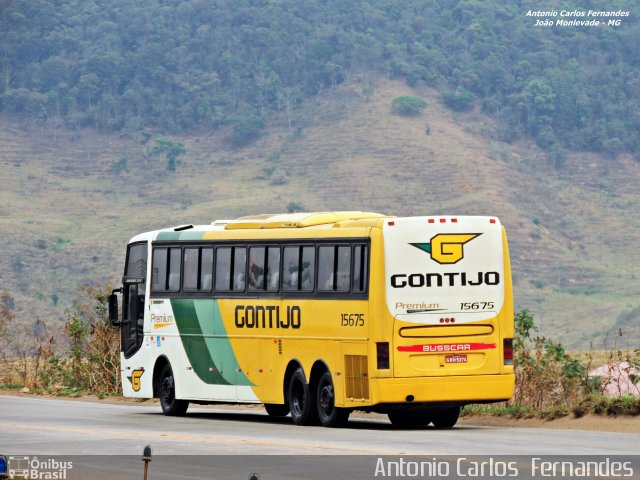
[2,390,638,433]
[457,412,640,434]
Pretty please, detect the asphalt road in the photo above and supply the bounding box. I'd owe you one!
[1,395,639,479]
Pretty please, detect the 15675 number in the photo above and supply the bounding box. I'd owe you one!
[460,302,495,310]
[341,313,364,326]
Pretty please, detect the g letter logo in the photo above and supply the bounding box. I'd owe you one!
[127,369,144,392]
[411,233,481,264]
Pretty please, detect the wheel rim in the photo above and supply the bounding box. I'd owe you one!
[161,375,175,407]
[290,379,305,417]
[319,382,334,418]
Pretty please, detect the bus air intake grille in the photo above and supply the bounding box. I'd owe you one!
[344,355,370,400]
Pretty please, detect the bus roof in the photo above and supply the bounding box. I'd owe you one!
[128,211,390,244]
[224,211,388,229]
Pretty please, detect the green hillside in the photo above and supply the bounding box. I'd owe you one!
[1,0,639,157]
[0,0,639,349]
[1,76,639,348]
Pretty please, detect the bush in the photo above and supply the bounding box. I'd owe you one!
[38,284,121,395]
[391,95,427,116]
[287,201,306,213]
[228,114,265,148]
[468,311,640,418]
[512,310,590,410]
[442,87,476,112]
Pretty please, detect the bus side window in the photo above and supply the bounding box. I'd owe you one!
[152,247,180,292]
[184,247,214,292]
[335,245,351,292]
[353,244,368,293]
[248,246,266,290]
[318,246,334,291]
[183,248,199,290]
[200,248,213,291]
[282,246,315,291]
[318,245,350,292]
[282,246,298,291]
[300,246,315,291]
[215,247,232,291]
[167,248,181,292]
[266,246,280,292]
[232,247,246,291]
[152,248,168,291]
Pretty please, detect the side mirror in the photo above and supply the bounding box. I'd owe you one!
[109,289,121,326]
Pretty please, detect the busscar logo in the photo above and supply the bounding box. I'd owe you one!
[411,233,481,264]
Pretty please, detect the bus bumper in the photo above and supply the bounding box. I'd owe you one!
[369,373,515,405]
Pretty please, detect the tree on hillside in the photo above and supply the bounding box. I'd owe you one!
[228,114,266,148]
[442,87,476,112]
[148,136,186,172]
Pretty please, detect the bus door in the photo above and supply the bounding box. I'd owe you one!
[121,242,148,358]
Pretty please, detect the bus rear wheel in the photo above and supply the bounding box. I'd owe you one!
[316,372,349,428]
[431,406,460,429]
[288,368,318,426]
[159,364,189,416]
[387,410,432,428]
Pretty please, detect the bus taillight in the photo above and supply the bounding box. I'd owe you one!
[377,342,390,369]
[503,338,513,365]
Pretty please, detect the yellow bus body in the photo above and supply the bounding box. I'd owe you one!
[115,212,514,427]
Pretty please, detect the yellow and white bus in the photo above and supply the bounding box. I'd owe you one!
[109,211,514,428]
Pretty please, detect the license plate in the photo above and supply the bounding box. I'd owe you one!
[445,354,468,364]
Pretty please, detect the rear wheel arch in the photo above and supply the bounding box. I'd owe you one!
[309,360,330,397]
[283,359,303,402]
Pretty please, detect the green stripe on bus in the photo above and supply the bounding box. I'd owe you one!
[156,231,206,241]
[171,299,254,386]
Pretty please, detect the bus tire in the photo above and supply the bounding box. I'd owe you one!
[316,371,349,428]
[431,407,460,429]
[159,364,189,416]
[287,368,318,426]
[264,403,289,417]
[387,410,431,428]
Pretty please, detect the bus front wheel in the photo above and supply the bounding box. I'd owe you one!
[159,364,189,416]
[288,368,318,426]
[316,372,349,428]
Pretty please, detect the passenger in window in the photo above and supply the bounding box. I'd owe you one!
[300,261,312,289]
[249,262,264,289]
[285,263,298,289]
[234,271,246,291]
